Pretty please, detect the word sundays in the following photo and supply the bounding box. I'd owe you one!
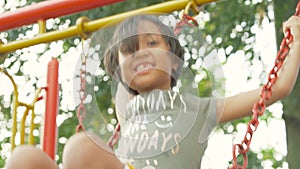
[119,90,188,155]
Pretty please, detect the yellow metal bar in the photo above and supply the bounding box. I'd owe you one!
[20,107,30,145]
[0,68,42,149]
[13,88,42,147]
[0,0,218,55]
[0,68,19,150]
[29,88,42,145]
[29,108,36,145]
[11,90,18,150]
[0,68,20,150]
[37,19,46,34]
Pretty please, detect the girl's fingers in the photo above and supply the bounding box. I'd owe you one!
[283,16,300,40]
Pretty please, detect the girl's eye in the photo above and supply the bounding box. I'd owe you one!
[147,41,158,47]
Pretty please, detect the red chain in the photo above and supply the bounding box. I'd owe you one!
[174,14,199,36]
[76,40,87,132]
[107,123,120,149]
[229,2,300,169]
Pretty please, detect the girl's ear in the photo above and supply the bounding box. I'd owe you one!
[172,62,179,74]
[171,63,178,76]
[170,51,180,72]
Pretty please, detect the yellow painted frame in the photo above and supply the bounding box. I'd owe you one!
[0,0,217,55]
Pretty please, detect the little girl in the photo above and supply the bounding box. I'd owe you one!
[5,14,300,169]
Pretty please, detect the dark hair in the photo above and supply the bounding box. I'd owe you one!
[104,14,185,95]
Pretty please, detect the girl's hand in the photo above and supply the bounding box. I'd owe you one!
[283,16,300,45]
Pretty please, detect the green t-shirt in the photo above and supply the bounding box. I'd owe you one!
[115,89,217,169]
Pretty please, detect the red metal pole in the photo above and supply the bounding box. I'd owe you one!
[0,0,123,32]
[43,58,59,160]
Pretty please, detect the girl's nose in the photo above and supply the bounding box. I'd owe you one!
[134,49,149,59]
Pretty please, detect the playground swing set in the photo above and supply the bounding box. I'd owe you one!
[0,0,299,168]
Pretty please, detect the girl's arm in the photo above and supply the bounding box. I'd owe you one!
[218,16,300,123]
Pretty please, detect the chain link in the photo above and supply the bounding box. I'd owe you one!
[229,2,300,168]
[76,39,88,132]
[107,123,120,149]
[174,14,199,36]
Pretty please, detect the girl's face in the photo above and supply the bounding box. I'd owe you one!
[118,20,175,94]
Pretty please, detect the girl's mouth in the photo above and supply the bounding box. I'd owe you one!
[135,63,154,74]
